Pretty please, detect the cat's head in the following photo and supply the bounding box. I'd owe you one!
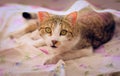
[22,11,80,51]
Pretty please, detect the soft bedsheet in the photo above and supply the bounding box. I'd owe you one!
[0,1,120,76]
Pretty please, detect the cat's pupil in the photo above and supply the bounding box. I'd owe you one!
[45,27,51,33]
[60,30,67,36]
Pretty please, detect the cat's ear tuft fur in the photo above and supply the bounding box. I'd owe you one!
[38,11,50,22]
[66,11,77,26]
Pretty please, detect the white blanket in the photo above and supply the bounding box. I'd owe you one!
[0,1,120,76]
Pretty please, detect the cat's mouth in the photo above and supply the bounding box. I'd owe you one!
[51,45,57,48]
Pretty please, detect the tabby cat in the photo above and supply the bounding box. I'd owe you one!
[10,7,119,64]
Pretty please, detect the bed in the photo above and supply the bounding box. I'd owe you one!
[0,0,120,76]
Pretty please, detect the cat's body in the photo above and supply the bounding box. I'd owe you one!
[75,8,115,49]
[9,7,119,64]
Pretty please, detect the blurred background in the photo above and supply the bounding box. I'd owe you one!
[0,0,120,10]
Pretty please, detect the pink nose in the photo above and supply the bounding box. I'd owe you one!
[52,40,58,45]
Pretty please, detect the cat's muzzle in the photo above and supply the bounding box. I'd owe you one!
[51,40,58,48]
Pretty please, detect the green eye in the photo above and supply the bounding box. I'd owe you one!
[45,27,51,33]
[60,30,67,36]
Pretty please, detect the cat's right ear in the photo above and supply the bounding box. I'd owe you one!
[22,12,37,19]
[38,11,50,22]
[65,11,77,26]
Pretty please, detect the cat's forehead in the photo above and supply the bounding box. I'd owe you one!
[47,16,66,24]
[50,15,64,21]
[40,15,71,28]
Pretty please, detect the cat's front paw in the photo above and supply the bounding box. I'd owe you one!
[9,32,21,39]
[44,56,60,65]
[8,33,16,39]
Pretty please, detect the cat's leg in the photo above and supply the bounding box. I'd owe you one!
[44,46,93,65]
[9,22,38,38]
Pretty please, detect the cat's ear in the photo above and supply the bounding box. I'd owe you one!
[65,11,77,26]
[22,12,37,19]
[38,11,50,22]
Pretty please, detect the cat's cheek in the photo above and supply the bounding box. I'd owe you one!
[55,41,61,47]
[43,36,53,46]
[45,39,52,46]
[68,37,73,41]
[59,36,67,41]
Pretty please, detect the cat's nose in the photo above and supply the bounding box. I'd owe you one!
[52,40,58,45]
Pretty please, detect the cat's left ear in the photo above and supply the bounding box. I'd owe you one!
[65,11,77,26]
[38,11,50,22]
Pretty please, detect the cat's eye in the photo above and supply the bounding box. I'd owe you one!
[45,27,51,33]
[60,30,67,36]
